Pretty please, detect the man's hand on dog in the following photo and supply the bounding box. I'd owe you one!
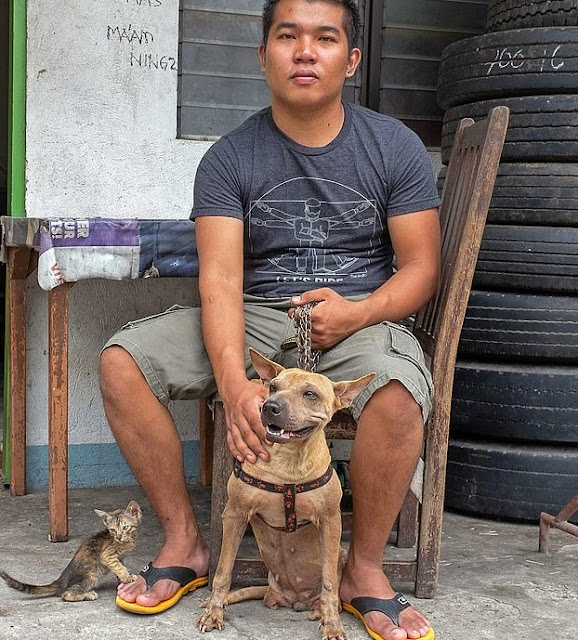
[290,288,366,350]
[223,380,271,463]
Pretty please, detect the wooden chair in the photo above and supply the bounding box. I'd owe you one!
[198,106,509,597]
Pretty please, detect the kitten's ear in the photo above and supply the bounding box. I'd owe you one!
[94,509,111,526]
[126,500,143,522]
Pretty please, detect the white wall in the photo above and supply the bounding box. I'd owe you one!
[26,0,211,218]
[24,0,212,480]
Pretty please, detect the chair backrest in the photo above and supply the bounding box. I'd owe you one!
[413,106,509,423]
[202,106,509,598]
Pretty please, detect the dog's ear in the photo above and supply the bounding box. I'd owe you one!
[332,373,376,409]
[249,347,285,383]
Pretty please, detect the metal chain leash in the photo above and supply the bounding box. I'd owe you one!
[293,301,321,372]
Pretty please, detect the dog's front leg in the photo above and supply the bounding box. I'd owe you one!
[318,513,347,640]
[197,501,249,632]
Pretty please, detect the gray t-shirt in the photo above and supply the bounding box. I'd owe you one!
[191,102,441,298]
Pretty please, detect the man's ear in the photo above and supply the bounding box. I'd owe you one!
[249,347,285,383]
[258,43,266,71]
[345,47,362,78]
[332,373,376,409]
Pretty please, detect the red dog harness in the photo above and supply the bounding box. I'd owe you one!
[233,459,335,532]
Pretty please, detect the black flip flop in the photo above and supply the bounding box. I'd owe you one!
[116,562,208,614]
[343,594,435,640]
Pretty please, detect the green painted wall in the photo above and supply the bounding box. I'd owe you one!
[3,0,26,483]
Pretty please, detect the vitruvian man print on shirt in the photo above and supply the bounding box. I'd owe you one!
[248,177,381,289]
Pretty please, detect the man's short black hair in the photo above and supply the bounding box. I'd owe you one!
[262,0,361,51]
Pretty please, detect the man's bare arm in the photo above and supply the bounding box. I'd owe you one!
[196,216,269,462]
[365,207,441,322]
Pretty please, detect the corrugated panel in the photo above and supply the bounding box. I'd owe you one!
[379,0,489,146]
[179,0,365,138]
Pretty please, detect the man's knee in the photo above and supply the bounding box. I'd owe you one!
[360,381,424,440]
[100,345,144,400]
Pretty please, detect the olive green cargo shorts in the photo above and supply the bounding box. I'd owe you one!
[103,294,433,422]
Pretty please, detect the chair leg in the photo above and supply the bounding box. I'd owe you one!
[198,400,214,486]
[209,402,234,584]
[396,491,419,548]
[415,423,448,598]
[414,507,441,597]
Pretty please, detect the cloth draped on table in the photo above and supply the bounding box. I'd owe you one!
[0,217,198,291]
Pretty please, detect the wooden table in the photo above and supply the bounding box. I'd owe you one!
[2,217,198,541]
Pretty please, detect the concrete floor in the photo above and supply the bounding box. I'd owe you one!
[0,484,577,640]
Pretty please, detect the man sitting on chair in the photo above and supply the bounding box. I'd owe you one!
[100,1,440,638]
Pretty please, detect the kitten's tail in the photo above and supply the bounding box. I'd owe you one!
[0,569,61,597]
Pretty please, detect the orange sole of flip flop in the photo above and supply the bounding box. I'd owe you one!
[342,600,435,640]
[116,575,209,615]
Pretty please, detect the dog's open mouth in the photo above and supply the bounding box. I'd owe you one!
[265,423,316,444]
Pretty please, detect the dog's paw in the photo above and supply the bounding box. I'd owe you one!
[321,619,347,640]
[197,607,225,633]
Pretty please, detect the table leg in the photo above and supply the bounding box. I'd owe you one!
[48,283,72,542]
[7,247,31,496]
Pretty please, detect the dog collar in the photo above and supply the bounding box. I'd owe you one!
[233,459,335,532]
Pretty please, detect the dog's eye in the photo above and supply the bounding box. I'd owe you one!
[304,390,317,399]
[269,383,277,393]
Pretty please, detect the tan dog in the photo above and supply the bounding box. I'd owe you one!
[198,348,375,640]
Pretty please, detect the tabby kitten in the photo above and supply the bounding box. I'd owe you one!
[0,500,142,602]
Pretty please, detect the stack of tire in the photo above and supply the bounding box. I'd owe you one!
[437,0,578,523]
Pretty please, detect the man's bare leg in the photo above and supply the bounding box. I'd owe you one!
[100,346,210,607]
[340,382,431,640]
